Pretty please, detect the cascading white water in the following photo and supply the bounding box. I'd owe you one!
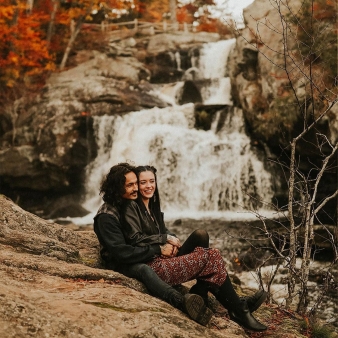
[198,39,235,105]
[78,38,274,223]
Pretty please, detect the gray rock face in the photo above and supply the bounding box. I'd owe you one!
[227,0,337,223]
[0,52,168,215]
[228,0,337,146]
[228,0,300,146]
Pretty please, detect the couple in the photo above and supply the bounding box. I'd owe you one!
[94,163,267,331]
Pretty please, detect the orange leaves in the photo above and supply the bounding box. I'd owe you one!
[177,6,195,24]
[0,5,15,20]
[0,0,54,90]
[312,0,337,20]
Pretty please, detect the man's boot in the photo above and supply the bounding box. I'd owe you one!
[189,280,209,306]
[170,292,213,326]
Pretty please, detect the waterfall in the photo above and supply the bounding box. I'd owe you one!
[78,39,274,223]
[198,39,235,105]
[175,51,182,71]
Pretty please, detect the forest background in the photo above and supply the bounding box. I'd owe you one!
[0,0,241,106]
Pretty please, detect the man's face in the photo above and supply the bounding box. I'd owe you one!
[122,172,138,200]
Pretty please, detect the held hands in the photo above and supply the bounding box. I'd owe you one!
[160,243,178,258]
[166,234,181,248]
[160,235,181,257]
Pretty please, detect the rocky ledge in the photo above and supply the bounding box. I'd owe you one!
[1,194,325,338]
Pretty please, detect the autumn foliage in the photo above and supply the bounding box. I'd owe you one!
[0,0,104,101]
[0,0,224,101]
[0,0,54,93]
[2,0,333,107]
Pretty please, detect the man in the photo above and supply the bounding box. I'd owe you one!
[93,163,212,326]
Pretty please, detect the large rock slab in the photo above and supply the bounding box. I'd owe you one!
[0,195,314,338]
[0,195,238,337]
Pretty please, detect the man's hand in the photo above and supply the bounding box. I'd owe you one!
[166,235,181,248]
[160,243,178,258]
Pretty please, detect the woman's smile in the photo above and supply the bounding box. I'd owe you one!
[138,171,156,200]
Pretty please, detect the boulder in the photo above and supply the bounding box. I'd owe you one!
[228,0,337,147]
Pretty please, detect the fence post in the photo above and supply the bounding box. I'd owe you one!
[184,22,188,32]
[163,20,167,32]
[174,22,179,31]
[134,18,138,33]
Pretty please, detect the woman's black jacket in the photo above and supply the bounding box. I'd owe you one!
[121,200,176,247]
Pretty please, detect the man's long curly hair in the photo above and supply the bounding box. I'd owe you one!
[100,162,136,208]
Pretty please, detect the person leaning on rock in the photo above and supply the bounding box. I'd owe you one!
[93,162,212,326]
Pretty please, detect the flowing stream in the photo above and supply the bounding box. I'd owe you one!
[78,39,275,224]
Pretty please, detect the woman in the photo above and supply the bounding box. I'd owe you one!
[121,165,268,332]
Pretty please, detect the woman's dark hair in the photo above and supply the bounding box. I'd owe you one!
[100,162,135,208]
[134,165,164,226]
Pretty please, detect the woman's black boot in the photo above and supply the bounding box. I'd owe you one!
[228,299,267,331]
[211,277,267,331]
[240,289,268,313]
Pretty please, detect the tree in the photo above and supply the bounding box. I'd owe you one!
[0,0,54,90]
[59,0,136,69]
[59,0,95,70]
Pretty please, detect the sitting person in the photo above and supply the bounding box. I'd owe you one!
[120,165,268,332]
[93,163,212,326]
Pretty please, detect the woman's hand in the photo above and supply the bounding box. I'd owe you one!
[166,235,181,248]
[160,243,178,258]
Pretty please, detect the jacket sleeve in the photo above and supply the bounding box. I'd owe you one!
[123,202,167,246]
[95,213,161,265]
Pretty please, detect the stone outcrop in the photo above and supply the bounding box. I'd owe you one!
[0,194,316,338]
[227,0,337,223]
[0,51,167,216]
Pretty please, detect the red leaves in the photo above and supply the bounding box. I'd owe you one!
[0,0,54,89]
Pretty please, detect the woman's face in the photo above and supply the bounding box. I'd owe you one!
[138,171,156,200]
